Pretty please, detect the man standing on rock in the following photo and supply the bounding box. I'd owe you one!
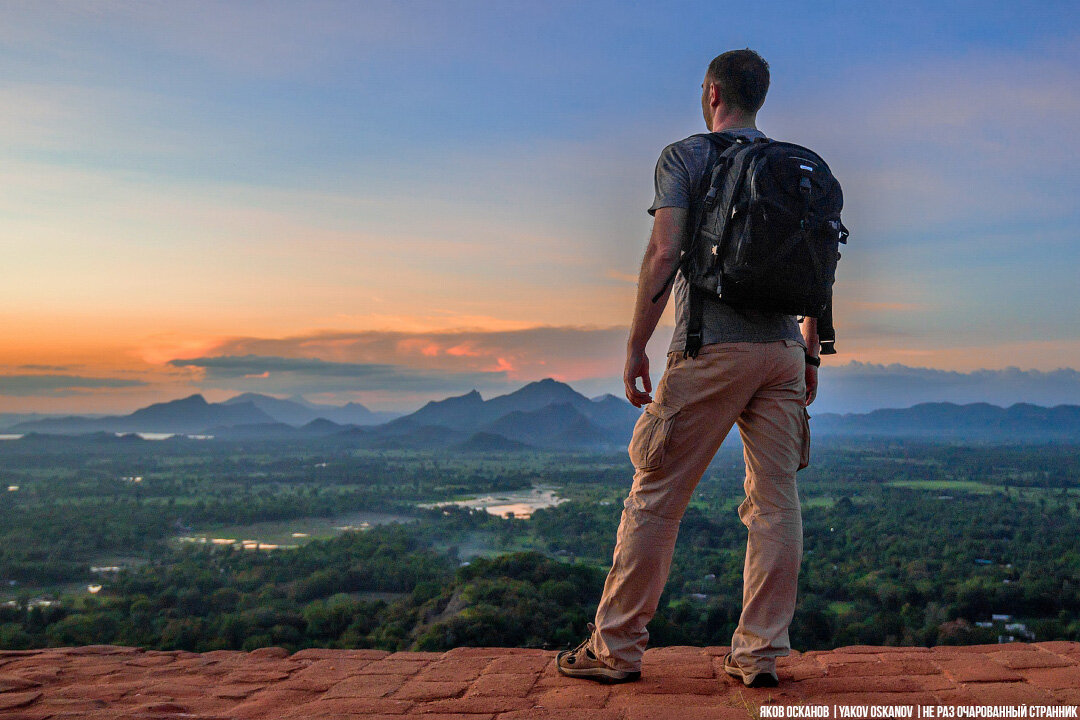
[557,49,820,689]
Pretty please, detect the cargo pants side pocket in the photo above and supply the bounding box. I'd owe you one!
[628,402,680,471]
[797,407,811,471]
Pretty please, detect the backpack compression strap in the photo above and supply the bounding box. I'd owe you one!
[819,298,837,355]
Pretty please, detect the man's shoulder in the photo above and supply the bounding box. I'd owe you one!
[654,134,721,183]
[661,133,718,158]
[659,130,766,162]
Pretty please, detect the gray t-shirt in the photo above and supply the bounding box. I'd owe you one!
[649,128,806,354]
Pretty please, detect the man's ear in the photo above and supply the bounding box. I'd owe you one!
[705,81,721,110]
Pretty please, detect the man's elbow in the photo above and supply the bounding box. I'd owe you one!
[642,244,680,283]
[646,208,686,268]
[644,239,680,267]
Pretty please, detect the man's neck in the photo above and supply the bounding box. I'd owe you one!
[709,115,758,133]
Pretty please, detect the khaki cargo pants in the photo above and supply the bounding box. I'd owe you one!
[591,339,809,676]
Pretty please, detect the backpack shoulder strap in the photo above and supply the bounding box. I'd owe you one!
[684,134,763,357]
[649,133,741,307]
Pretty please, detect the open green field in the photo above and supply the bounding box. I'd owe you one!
[884,479,1000,493]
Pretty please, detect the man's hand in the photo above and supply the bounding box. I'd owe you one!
[624,348,653,407]
[805,364,818,406]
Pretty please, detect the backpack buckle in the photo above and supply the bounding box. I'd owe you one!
[684,331,703,359]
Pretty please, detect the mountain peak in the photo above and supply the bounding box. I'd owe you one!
[170,394,209,406]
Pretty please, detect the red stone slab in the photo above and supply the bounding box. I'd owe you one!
[607,674,722,695]
[356,659,429,676]
[497,710,625,720]
[249,646,291,659]
[0,675,41,692]
[483,653,554,675]
[793,674,934,694]
[1022,664,1080,690]
[211,682,267,699]
[1051,687,1080,704]
[391,680,470,701]
[58,644,141,655]
[1036,640,1080,655]
[416,694,534,713]
[935,655,1025,683]
[292,648,390,661]
[935,642,1035,654]
[228,687,329,718]
[0,689,43,710]
[415,655,492,683]
[625,707,752,720]
[465,671,539,698]
[530,683,612,707]
[281,696,415,716]
[0,642,1076,719]
[222,668,293,683]
[322,674,412,699]
[605,691,731,709]
[934,681,1057,703]
[988,649,1075,669]
[385,651,444,661]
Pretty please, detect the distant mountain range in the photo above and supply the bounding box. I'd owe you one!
[221,392,398,426]
[4,393,397,436]
[4,381,1080,447]
[3,380,641,450]
[362,379,639,450]
[811,402,1080,442]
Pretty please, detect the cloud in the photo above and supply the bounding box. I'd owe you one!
[167,354,515,398]
[159,325,673,410]
[0,374,147,397]
[190,325,641,383]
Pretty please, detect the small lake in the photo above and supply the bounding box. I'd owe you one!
[418,486,565,519]
[120,432,214,440]
[172,510,417,550]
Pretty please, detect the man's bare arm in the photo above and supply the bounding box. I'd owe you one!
[624,206,687,407]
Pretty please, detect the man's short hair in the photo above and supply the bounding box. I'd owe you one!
[707,49,770,114]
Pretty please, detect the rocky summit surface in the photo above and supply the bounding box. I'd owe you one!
[0,642,1078,719]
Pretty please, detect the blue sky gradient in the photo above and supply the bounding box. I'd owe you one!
[1,1,1077,412]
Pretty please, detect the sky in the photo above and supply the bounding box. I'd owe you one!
[1,0,1078,415]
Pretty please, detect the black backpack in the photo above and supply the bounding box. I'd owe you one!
[654,132,849,357]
